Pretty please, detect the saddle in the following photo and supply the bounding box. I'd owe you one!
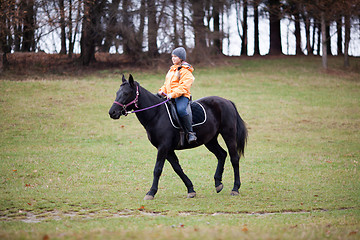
[165,100,206,147]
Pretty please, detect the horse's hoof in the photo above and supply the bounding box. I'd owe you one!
[216,184,224,193]
[144,195,154,200]
[187,192,196,198]
[230,191,239,196]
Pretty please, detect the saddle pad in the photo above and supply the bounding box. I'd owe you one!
[191,102,206,125]
[165,101,207,129]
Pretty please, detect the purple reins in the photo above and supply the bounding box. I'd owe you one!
[113,85,170,116]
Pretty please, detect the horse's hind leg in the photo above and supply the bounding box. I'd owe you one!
[205,137,227,193]
[229,150,240,195]
[167,151,196,198]
[223,138,241,195]
[220,131,241,195]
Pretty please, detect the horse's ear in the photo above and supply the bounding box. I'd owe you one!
[122,74,126,83]
[129,74,135,87]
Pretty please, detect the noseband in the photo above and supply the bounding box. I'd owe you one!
[113,85,139,116]
[113,85,170,116]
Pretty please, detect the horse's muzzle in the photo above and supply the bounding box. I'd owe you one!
[109,108,121,119]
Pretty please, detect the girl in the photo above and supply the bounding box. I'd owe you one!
[158,47,197,144]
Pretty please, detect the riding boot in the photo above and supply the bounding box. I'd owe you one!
[179,115,197,144]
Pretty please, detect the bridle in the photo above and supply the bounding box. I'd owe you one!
[113,85,140,116]
[113,85,170,116]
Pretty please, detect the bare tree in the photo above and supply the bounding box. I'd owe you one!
[235,0,246,55]
[68,0,82,57]
[321,11,327,68]
[253,0,260,55]
[180,0,186,47]
[0,0,13,71]
[189,0,207,60]
[147,0,158,57]
[213,0,223,55]
[172,0,179,47]
[59,0,67,54]
[22,0,36,52]
[266,0,282,55]
[137,0,146,52]
[240,0,248,56]
[302,4,312,55]
[80,0,106,65]
[336,17,342,55]
[344,13,350,67]
[102,0,120,53]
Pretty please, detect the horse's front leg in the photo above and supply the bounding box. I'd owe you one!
[167,151,196,198]
[144,148,167,200]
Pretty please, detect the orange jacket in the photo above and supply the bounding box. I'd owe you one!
[159,62,194,99]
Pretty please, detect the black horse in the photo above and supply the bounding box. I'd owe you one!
[109,75,248,200]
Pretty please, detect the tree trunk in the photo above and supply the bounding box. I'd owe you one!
[344,14,350,67]
[0,52,4,73]
[0,2,7,73]
[268,0,282,55]
[22,0,35,52]
[147,0,159,57]
[137,0,146,51]
[122,0,133,55]
[294,11,303,55]
[102,0,120,52]
[59,0,67,54]
[326,23,331,55]
[69,0,82,58]
[303,14,311,55]
[14,1,22,52]
[173,0,179,47]
[190,0,207,60]
[254,0,260,55]
[213,0,222,54]
[0,0,9,71]
[81,6,95,65]
[316,22,321,55]
[81,0,99,65]
[336,18,343,55]
[311,20,316,55]
[181,0,186,47]
[68,0,73,57]
[321,12,327,69]
[241,0,248,56]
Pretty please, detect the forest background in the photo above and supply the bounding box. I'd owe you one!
[0,0,360,73]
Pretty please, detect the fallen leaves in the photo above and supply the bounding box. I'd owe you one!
[171,223,185,228]
[349,230,358,236]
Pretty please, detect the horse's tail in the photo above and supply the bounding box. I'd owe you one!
[230,101,248,157]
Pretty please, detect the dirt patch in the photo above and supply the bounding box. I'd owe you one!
[0,207,355,223]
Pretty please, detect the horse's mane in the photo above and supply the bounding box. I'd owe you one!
[136,81,164,105]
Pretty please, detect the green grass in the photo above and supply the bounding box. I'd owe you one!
[0,56,359,239]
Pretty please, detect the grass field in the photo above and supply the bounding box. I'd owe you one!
[0,56,359,239]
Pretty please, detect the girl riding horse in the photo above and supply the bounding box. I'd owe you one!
[158,47,197,144]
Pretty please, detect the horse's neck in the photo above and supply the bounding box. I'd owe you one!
[135,85,163,128]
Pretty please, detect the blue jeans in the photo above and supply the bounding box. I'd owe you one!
[175,96,189,117]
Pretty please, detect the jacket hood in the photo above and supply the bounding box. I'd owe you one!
[171,62,194,73]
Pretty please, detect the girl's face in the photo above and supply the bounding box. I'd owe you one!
[172,55,182,65]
